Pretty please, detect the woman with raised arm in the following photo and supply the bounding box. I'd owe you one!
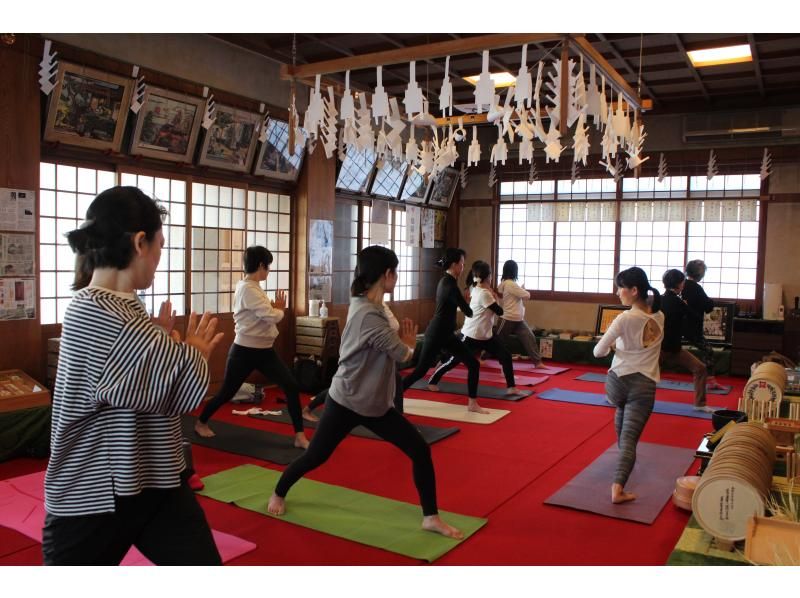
[268,245,463,539]
[43,186,225,565]
[593,266,664,505]
[195,246,310,449]
[401,248,483,413]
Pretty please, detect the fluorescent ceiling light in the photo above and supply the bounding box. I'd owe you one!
[463,72,516,87]
[687,44,752,68]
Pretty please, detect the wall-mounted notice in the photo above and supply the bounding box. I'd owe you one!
[0,278,36,320]
[0,233,35,276]
[0,189,35,232]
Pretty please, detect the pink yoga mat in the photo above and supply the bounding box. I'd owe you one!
[0,470,256,564]
[481,359,569,375]
[426,367,548,387]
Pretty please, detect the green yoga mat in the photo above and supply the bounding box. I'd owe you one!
[198,464,487,562]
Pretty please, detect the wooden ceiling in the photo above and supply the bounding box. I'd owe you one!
[210,33,800,114]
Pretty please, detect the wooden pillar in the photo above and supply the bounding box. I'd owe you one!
[0,36,44,380]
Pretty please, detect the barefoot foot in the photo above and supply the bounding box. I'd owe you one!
[422,515,464,539]
[505,387,522,396]
[194,421,216,438]
[267,494,286,515]
[302,407,319,422]
[294,433,310,449]
[467,399,490,415]
[427,384,440,392]
[611,483,637,504]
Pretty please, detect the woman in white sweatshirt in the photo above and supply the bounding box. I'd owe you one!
[593,266,663,505]
[195,246,310,449]
[495,259,542,367]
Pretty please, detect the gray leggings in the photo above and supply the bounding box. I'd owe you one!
[496,319,542,364]
[605,371,656,486]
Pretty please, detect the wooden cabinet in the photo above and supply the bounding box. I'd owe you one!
[295,316,341,380]
[784,316,800,365]
[731,318,785,376]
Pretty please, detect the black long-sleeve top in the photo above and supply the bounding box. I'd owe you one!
[662,289,702,352]
[681,279,714,341]
[429,273,473,334]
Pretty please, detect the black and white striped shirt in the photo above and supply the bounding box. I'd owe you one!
[44,287,209,516]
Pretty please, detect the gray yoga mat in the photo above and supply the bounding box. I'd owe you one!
[410,380,533,401]
[544,442,696,524]
[537,388,713,420]
[180,415,303,465]
[248,409,460,445]
[576,372,731,395]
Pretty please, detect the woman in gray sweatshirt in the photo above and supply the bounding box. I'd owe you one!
[267,245,463,539]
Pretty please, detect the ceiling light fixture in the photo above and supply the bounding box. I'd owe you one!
[687,44,752,68]
[463,72,516,88]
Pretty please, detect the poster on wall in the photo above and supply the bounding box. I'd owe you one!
[309,275,332,303]
[0,233,35,276]
[0,189,35,232]
[406,205,421,247]
[43,62,133,153]
[433,210,447,248]
[0,278,35,320]
[308,219,333,275]
[421,208,435,249]
[130,86,205,163]
[370,199,390,245]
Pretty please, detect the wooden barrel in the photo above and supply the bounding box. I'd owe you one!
[743,362,787,403]
[692,423,775,542]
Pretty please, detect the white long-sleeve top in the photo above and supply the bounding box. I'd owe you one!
[593,307,665,383]
[233,279,284,348]
[498,279,530,321]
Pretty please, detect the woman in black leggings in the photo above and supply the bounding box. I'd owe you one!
[268,245,463,539]
[195,246,310,449]
[427,261,521,399]
[401,248,485,413]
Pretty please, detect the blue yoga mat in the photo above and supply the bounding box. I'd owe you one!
[575,372,731,395]
[537,388,713,420]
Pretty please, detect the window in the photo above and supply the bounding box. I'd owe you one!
[336,148,376,193]
[332,200,359,304]
[39,162,116,324]
[120,172,187,316]
[190,183,246,313]
[245,191,291,296]
[497,173,761,300]
[370,159,407,200]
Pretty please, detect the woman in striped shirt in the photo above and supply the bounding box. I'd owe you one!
[43,186,224,565]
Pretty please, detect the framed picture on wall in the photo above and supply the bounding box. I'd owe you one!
[426,167,459,208]
[595,304,630,336]
[704,301,736,344]
[253,118,305,181]
[43,62,133,152]
[197,105,261,172]
[129,86,204,163]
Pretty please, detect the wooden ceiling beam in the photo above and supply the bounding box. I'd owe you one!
[747,33,766,98]
[280,33,565,79]
[591,34,658,107]
[569,36,646,110]
[672,34,712,102]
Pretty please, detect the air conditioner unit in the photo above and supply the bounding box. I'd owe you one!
[682,109,800,144]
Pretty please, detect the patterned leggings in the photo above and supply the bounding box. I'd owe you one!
[605,371,656,486]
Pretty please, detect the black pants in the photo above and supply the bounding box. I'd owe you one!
[42,480,221,565]
[307,373,404,413]
[686,336,717,377]
[200,343,303,433]
[430,335,516,387]
[275,396,438,516]
[402,328,480,398]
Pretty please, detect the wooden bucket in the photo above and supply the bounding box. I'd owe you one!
[743,362,787,403]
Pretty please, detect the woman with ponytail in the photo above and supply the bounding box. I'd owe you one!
[268,246,463,540]
[593,266,664,505]
[401,248,483,413]
[43,186,224,565]
[427,261,522,402]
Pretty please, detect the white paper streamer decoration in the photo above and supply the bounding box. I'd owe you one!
[130,76,146,114]
[403,61,424,117]
[372,66,389,121]
[202,94,217,130]
[439,56,453,116]
[474,51,495,113]
[514,44,532,110]
[39,39,58,95]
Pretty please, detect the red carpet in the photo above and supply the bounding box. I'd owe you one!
[0,362,747,565]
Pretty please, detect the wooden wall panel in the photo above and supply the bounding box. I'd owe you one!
[0,38,44,382]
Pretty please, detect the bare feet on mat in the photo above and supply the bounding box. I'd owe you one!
[693,405,715,413]
[294,432,310,449]
[422,515,464,539]
[427,384,440,392]
[505,387,522,396]
[467,399,490,415]
[302,407,319,422]
[267,494,286,515]
[611,483,637,504]
[194,421,216,438]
